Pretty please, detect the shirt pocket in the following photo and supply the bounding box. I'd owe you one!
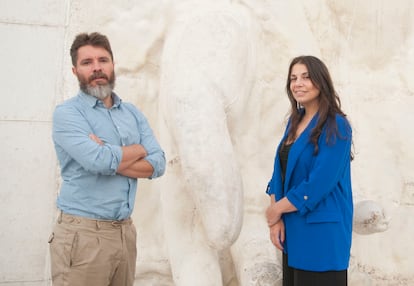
[306,211,341,224]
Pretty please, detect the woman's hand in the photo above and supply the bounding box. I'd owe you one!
[266,197,297,227]
[269,220,285,251]
[266,203,282,227]
[266,196,296,250]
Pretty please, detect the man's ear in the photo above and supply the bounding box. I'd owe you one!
[72,66,76,75]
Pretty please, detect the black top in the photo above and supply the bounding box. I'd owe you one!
[279,142,293,184]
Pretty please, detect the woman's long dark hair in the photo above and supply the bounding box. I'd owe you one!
[285,55,352,157]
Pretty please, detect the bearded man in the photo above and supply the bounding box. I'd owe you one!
[49,32,165,286]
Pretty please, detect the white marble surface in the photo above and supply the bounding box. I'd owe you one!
[0,0,413,285]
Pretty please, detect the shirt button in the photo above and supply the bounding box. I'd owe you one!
[304,195,308,200]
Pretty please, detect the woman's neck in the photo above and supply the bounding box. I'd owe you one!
[302,102,319,121]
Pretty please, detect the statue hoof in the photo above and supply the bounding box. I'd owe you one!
[353,200,390,235]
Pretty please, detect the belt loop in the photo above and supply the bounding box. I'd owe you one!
[58,210,63,224]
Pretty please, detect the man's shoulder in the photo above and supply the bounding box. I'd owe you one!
[56,93,93,110]
[57,96,78,107]
[53,95,90,120]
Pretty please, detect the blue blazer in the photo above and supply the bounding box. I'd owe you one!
[267,113,353,271]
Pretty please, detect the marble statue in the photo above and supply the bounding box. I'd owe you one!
[158,2,281,285]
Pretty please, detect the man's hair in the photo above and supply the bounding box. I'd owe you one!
[70,32,114,66]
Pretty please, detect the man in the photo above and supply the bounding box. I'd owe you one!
[49,32,165,286]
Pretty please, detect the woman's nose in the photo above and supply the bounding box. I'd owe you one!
[294,78,304,86]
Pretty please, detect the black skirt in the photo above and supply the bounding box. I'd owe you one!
[283,253,347,286]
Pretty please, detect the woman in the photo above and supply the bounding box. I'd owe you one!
[265,55,353,286]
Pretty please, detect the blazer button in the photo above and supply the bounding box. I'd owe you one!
[304,195,308,200]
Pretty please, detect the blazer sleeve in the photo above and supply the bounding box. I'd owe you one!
[266,121,290,201]
[286,115,352,215]
[266,152,283,201]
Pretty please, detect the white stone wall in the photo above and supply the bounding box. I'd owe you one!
[0,0,413,285]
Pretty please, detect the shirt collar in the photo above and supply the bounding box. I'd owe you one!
[78,90,122,108]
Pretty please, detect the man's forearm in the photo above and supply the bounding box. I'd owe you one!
[117,159,154,178]
[118,144,147,171]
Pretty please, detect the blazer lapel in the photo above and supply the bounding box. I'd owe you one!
[283,114,318,194]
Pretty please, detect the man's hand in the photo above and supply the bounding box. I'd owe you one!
[89,134,104,145]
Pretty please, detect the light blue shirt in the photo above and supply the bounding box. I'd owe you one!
[52,91,165,220]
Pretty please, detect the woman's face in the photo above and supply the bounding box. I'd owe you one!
[289,63,320,109]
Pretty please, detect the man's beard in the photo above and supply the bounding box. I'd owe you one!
[78,71,116,100]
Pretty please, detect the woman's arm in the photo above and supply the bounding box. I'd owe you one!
[266,195,297,226]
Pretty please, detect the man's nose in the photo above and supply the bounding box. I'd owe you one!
[92,61,102,71]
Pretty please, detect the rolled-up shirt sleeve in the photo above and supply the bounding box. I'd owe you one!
[145,150,166,179]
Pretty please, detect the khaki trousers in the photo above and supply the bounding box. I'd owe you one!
[49,212,137,286]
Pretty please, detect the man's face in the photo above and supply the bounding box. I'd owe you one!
[72,45,115,100]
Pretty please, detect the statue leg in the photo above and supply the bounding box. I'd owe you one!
[160,171,223,286]
[231,212,282,286]
[229,172,283,285]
